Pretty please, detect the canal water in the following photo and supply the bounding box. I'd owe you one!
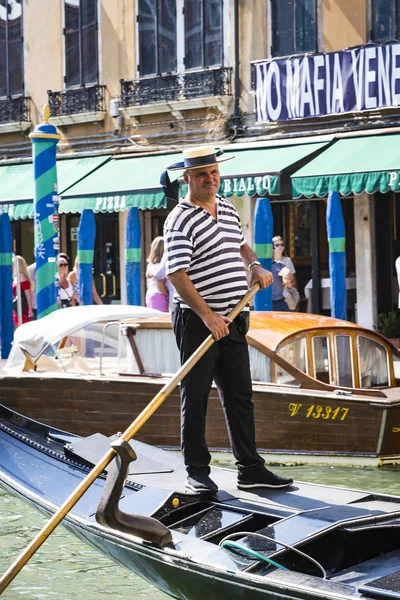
[1,459,400,600]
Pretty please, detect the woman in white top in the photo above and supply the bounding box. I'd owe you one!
[145,236,169,312]
[56,253,76,308]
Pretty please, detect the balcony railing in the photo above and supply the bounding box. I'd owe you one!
[47,84,106,117]
[120,67,232,108]
[0,96,30,124]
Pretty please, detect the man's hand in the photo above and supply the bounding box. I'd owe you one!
[249,265,273,289]
[201,312,232,341]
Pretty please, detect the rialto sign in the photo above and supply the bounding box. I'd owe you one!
[253,42,400,122]
[220,174,279,196]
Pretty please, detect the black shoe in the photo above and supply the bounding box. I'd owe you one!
[237,467,293,490]
[185,473,218,494]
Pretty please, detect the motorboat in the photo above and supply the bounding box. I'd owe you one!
[1,305,400,466]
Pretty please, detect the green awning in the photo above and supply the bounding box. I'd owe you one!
[292,135,400,198]
[0,156,110,220]
[59,141,329,214]
[0,201,33,220]
[59,153,181,213]
[219,142,329,197]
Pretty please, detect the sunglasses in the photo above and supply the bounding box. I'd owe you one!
[59,263,68,267]
[274,243,284,248]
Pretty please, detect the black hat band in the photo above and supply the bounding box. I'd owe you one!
[184,153,217,168]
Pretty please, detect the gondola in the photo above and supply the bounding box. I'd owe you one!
[1,403,400,600]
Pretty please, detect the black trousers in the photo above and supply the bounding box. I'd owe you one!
[172,306,264,475]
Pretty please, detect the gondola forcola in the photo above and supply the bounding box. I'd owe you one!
[0,284,260,595]
[95,438,173,547]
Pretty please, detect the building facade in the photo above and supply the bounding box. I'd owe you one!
[1,0,399,326]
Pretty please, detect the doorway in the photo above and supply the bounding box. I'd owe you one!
[93,214,120,304]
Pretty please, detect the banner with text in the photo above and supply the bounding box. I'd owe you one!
[253,43,400,122]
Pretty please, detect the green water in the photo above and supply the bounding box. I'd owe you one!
[1,459,400,600]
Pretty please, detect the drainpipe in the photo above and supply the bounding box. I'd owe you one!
[233,0,240,130]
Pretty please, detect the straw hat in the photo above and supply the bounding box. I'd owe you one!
[166,145,234,171]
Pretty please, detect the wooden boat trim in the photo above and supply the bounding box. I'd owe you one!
[376,409,388,454]
[125,326,145,375]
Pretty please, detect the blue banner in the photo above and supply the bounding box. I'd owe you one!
[125,207,141,306]
[326,192,346,320]
[254,42,400,122]
[78,210,96,306]
[0,214,13,358]
[254,198,273,311]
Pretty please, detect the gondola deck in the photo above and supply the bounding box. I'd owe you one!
[1,404,400,600]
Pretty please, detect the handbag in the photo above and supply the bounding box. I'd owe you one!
[283,287,300,310]
[12,291,28,314]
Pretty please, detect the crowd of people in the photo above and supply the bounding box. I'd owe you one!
[12,252,103,326]
[12,233,299,328]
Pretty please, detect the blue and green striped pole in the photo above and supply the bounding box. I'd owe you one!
[0,213,13,357]
[125,207,141,305]
[78,209,96,305]
[254,197,273,310]
[29,105,61,319]
[326,191,346,319]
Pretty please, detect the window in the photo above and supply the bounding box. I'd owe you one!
[64,0,98,87]
[335,335,353,388]
[271,0,318,58]
[185,0,223,69]
[276,338,306,386]
[357,336,389,388]
[312,336,330,383]
[371,0,400,42]
[0,0,23,97]
[248,345,271,382]
[137,0,223,77]
[278,338,307,373]
[138,0,176,76]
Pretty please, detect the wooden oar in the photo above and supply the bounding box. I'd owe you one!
[0,283,260,594]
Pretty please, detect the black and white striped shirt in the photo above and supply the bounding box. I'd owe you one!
[164,195,249,315]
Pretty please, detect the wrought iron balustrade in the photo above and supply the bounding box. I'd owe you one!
[47,85,106,117]
[0,96,30,125]
[182,67,232,100]
[120,74,180,107]
[120,67,232,108]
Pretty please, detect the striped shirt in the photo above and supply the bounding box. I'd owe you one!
[164,195,249,315]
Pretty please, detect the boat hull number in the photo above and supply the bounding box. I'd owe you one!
[288,403,349,420]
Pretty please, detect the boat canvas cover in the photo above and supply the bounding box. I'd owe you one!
[4,305,161,372]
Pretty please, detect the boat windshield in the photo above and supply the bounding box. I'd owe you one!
[335,335,353,388]
[312,336,330,384]
[357,336,389,388]
[35,321,120,375]
[393,352,400,380]
[275,338,306,386]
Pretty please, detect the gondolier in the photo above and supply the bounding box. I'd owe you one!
[162,146,293,494]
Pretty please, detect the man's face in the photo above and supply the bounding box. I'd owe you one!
[184,164,220,201]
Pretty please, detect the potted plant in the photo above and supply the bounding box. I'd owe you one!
[376,312,400,348]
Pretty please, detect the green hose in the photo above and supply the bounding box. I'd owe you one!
[220,540,288,570]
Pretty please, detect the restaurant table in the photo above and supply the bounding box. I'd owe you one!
[304,277,357,313]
